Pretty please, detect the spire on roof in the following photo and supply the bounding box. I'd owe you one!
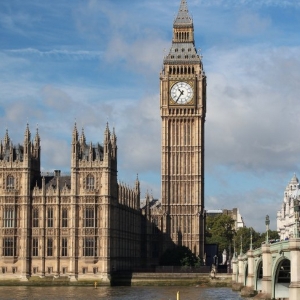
[174,0,193,27]
[24,123,31,142]
[34,126,40,146]
[80,127,86,145]
[72,122,78,142]
[290,173,299,185]
[4,129,10,146]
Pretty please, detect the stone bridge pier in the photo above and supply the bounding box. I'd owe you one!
[232,238,300,299]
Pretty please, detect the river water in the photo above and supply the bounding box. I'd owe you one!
[0,286,246,299]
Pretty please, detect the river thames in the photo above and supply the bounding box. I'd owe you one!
[0,286,247,299]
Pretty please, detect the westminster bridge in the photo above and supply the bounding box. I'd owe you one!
[232,238,300,299]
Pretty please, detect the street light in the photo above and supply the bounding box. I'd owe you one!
[293,199,300,238]
[240,235,243,255]
[250,227,253,250]
[265,215,270,244]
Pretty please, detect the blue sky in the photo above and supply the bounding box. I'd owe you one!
[1,0,300,232]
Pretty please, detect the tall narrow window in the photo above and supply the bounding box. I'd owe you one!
[32,238,38,256]
[84,208,95,227]
[86,174,94,190]
[33,208,39,227]
[62,208,68,228]
[83,237,96,256]
[4,208,15,228]
[47,208,53,227]
[3,237,16,256]
[47,238,53,256]
[6,175,14,190]
[61,238,67,257]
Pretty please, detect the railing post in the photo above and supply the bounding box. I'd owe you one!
[231,254,238,283]
[261,243,272,298]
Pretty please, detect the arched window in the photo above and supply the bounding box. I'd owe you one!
[6,176,14,190]
[4,208,15,227]
[86,174,94,190]
[62,208,68,227]
[47,208,53,227]
[33,208,39,227]
[84,207,95,227]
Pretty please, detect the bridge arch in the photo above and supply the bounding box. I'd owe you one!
[272,256,290,299]
[244,262,248,286]
[254,258,263,292]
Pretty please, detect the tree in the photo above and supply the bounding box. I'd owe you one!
[234,227,261,254]
[206,214,235,257]
[159,246,199,266]
[206,214,281,259]
[234,228,280,254]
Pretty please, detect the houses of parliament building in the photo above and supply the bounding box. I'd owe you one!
[0,0,206,282]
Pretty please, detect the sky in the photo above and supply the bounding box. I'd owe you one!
[1,0,300,232]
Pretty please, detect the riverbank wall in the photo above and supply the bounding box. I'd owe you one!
[0,273,232,287]
[115,273,232,287]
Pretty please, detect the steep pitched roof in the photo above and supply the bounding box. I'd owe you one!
[174,0,193,27]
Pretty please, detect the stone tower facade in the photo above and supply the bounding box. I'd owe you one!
[160,0,206,257]
[0,124,141,281]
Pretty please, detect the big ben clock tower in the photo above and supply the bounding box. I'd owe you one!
[160,0,206,257]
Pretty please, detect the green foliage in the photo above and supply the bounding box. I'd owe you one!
[206,214,235,257]
[206,214,280,256]
[159,246,200,266]
[234,228,280,252]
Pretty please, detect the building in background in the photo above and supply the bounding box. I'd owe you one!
[206,208,245,230]
[277,174,300,240]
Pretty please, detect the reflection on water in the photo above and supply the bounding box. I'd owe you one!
[0,286,245,300]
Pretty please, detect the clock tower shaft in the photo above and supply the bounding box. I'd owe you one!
[160,0,206,257]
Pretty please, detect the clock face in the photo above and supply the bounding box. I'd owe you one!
[170,82,193,104]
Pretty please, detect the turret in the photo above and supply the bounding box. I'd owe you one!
[80,127,86,147]
[71,123,79,165]
[111,127,117,159]
[145,191,151,217]
[33,127,40,159]
[135,174,140,209]
[104,123,111,155]
[173,0,194,43]
[4,129,10,147]
[23,124,32,165]
[89,142,93,161]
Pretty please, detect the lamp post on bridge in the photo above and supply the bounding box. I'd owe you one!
[293,199,300,238]
[240,235,243,255]
[265,215,270,244]
[250,227,253,250]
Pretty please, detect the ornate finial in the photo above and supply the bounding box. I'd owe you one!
[250,228,253,250]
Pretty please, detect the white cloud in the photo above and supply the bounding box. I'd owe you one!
[205,44,300,172]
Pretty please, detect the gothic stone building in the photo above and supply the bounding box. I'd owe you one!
[0,0,206,281]
[154,0,206,257]
[0,124,141,281]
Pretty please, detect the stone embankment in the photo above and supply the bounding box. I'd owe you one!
[0,273,232,287]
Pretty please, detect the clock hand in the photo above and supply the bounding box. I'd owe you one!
[176,89,184,102]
